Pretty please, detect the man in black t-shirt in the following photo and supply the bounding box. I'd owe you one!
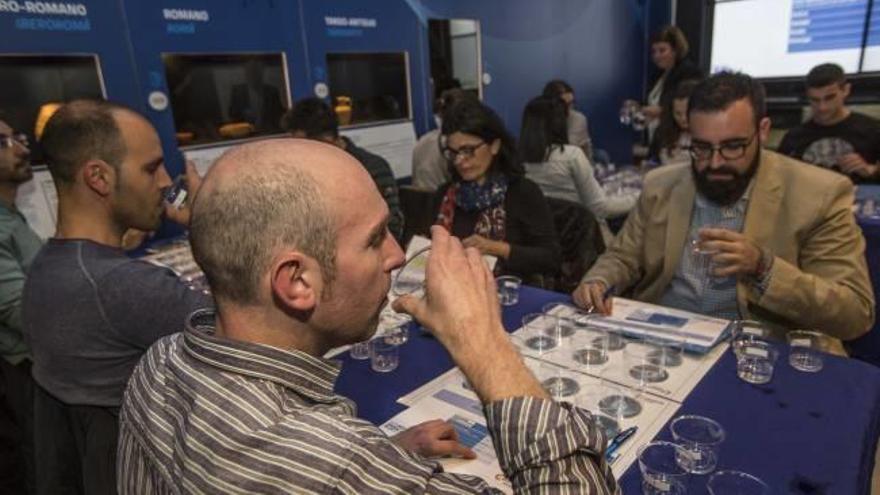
[778,63,880,182]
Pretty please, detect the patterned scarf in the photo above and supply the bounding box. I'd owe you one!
[437,175,508,240]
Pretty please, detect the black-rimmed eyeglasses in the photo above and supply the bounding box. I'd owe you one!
[687,131,758,162]
[441,141,487,162]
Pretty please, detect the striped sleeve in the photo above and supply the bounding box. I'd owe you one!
[485,397,618,494]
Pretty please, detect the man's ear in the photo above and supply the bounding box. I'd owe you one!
[758,116,772,142]
[270,251,324,313]
[81,160,115,197]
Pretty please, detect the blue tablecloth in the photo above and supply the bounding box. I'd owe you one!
[848,184,880,366]
[335,286,880,494]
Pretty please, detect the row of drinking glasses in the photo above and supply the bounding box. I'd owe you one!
[731,320,831,385]
[640,415,770,494]
[516,305,687,424]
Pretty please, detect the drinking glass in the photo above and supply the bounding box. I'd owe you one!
[496,275,522,306]
[520,313,561,354]
[787,330,829,373]
[707,470,770,495]
[391,246,430,297]
[349,341,370,360]
[638,441,689,495]
[735,340,779,385]
[370,337,399,373]
[730,320,770,357]
[670,415,725,474]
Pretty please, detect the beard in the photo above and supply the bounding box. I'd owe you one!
[691,150,760,206]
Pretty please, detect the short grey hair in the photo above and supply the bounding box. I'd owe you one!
[189,152,336,305]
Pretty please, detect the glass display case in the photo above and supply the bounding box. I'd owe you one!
[162,52,290,146]
[326,52,410,126]
[0,54,105,161]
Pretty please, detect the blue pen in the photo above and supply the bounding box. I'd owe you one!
[602,285,616,301]
[604,426,637,461]
[585,285,616,314]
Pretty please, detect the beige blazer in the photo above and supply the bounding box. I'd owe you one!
[584,150,875,342]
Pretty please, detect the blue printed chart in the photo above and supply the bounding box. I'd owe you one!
[788,0,870,53]
[862,3,880,71]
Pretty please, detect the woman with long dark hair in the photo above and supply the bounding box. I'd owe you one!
[654,78,701,166]
[435,100,560,281]
[520,96,636,242]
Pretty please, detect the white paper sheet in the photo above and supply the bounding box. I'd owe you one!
[388,356,680,483]
[513,306,728,402]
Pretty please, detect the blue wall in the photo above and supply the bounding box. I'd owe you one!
[0,0,670,169]
[0,0,141,109]
[409,0,668,162]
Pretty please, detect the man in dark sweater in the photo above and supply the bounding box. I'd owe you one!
[282,97,404,242]
[778,63,880,182]
[22,100,211,495]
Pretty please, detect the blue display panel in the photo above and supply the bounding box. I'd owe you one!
[788,0,869,53]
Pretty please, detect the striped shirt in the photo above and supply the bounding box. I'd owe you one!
[118,310,618,494]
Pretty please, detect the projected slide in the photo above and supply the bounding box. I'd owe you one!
[861,4,880,72]
[712,0,866,78]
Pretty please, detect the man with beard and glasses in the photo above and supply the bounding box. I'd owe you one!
[0,118,42,494]
[573,72,874,344]
[22,100,212,495]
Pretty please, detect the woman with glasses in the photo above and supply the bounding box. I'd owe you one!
[435,100,560,284]
[520,96,636,243]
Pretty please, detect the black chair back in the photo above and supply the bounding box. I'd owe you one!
[546,197,605,293]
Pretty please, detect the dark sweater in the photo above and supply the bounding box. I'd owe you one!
[342,136,405,241]
[778,112,880,183]
[435,177,561,280]
[22,239,212,407]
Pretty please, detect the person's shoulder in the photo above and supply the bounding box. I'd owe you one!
[546,144,585,163]
[415,129,440,145]
[0,209,21,245]
[130,332,183,379]
[781,121,811,136]
[413,130,440,154]
[671,58,702,79]
[848,111,880,129]
[643,162,690,191]
[766,150,851,190]
[509,175,544,195]
[346,139,391,167]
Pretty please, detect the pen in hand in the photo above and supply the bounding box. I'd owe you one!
[587,284,616,314]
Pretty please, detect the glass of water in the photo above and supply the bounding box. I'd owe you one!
[520,313,560,354]
[638,441,689,495]
[707,470,770,495]
[496,275,522,306]
[625,341,670,388]
[787,330,829,373]
[391,246,430,297]
[670,414,725,474]
[380,311,411,346]
[730,320,770,358]
[370,337,399,373]
[349,341,370,360]
[736,340,779,385]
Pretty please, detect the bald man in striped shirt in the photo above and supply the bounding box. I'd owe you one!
[117,139,617,494]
